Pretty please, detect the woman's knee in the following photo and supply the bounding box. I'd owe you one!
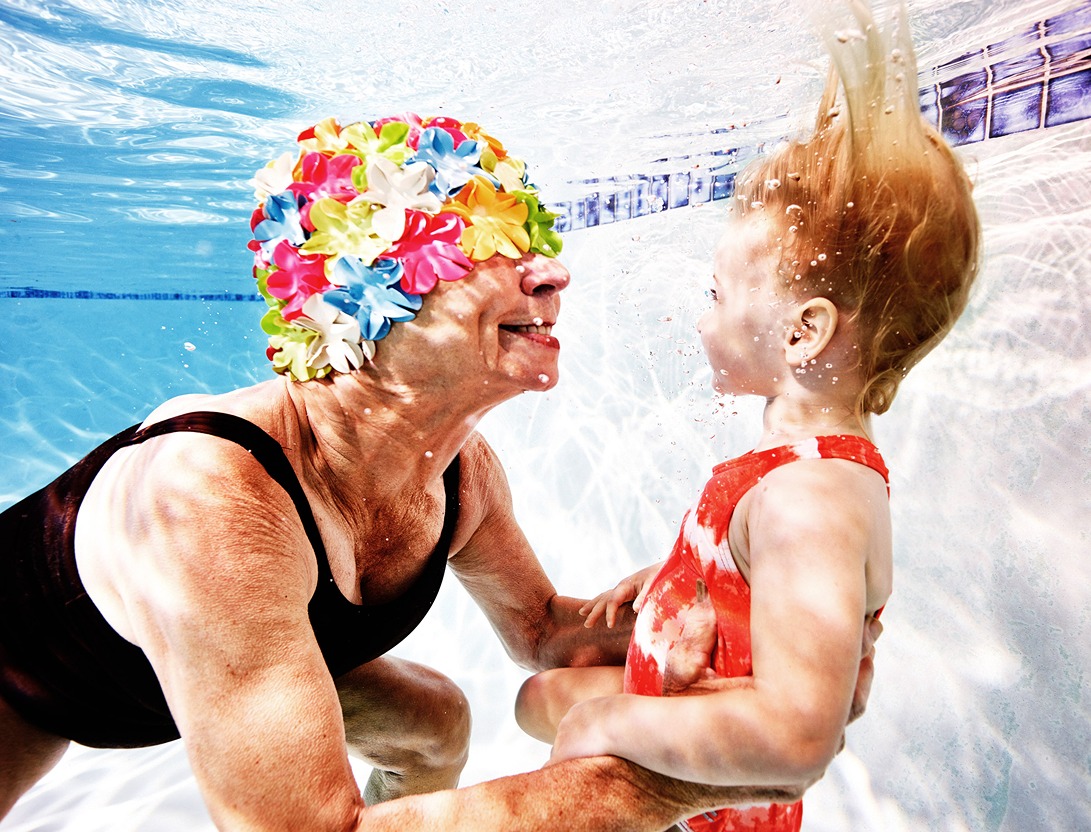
[338,659,471,771]
[405,666,472,767]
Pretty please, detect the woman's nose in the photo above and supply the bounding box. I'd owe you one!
[520,254,571,296]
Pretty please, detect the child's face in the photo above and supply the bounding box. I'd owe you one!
[698,216,795,396]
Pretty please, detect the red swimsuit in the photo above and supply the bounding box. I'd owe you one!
[624,435,889,832]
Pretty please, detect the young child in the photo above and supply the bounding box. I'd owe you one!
[515,2,980,830]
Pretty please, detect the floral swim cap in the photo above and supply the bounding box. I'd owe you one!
[248,114,563,381]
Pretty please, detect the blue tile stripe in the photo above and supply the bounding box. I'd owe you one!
[0,288,263,301]
[553,1,1091,232]
[5,3,1089,301]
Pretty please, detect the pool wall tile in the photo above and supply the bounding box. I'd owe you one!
[547,3,1091,233]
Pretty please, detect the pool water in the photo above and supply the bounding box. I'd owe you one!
[2,1,1089,830]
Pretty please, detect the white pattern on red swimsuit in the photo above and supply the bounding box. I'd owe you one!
[624,435,888,832]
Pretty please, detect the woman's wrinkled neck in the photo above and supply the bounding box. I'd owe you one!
[275,365,500,498]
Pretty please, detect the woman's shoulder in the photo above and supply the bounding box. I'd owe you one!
[140,383,281,428]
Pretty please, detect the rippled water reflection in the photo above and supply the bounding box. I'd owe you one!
[1,1,1088,830]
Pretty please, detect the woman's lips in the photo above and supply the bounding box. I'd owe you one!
[500,323,560,349]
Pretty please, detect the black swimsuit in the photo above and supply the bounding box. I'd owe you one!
[0,411,460,748]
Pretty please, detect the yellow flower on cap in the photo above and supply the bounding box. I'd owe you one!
[449,176,530,261]
[297,117,351,155]
[301,198,388,267]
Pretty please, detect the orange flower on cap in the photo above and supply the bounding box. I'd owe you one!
[449,176,530,261]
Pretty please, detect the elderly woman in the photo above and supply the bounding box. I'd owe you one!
[0,113,872,831]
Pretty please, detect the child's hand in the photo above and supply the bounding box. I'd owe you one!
[579,562,664,628]
[661,579,719,696]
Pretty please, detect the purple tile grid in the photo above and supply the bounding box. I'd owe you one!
[554,3,1091,232]
[925,3,1091,145]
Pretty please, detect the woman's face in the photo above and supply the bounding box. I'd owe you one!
[698,216,795,396]
[413,251,571,396]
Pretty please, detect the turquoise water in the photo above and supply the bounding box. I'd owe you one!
[2,1,1090,829]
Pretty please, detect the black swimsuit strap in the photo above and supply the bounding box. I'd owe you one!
[126,411,330,564]
[123,411,461,590]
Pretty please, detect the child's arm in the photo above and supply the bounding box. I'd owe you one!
[548,460,888,788]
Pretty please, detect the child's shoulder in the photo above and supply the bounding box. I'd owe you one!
[738,435,890,546]
[715,434,887,483]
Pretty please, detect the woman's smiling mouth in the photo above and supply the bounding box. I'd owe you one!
[499,322,559,348]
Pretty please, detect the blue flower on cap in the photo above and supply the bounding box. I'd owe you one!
[324,257,422,342]
[253,191,306,262]
[413,127,487,198]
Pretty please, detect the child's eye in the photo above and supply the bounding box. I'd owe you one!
[705,288,718,301]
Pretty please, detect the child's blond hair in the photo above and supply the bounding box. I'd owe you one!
[732,0,980,415]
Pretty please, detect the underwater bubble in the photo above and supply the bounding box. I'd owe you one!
[884,105,894,114]
[787,172,801,180]
[424,450,434,459]
[515,264,526,273]
[533,316,543,326]
[183,342,196,352]
[788,225,798,234]
[765,178,781,190]
[750,200,764,209]
[785,204,803,218]
[364,407,372,415]
[817,253,827,261]
[846,201,854,208]
[810,260,818,267]
[825,363,833,369]
[538,373,550,383]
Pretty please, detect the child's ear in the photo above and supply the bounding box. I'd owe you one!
[784,298,838,367]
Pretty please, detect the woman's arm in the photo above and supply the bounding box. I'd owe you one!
[363,755,806,831]
[548,459,887,786]
[446,434,635,670]
[81,433,370,831]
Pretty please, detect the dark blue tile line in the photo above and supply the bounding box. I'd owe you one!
[1,288,263,301]
[930,4,1091,145]
[4,4,1090,301]
[554,2,1091,232]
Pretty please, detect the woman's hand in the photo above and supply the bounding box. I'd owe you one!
[579,562,664,629]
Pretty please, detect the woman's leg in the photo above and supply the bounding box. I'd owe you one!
[0,696,69,819]
[335,657,472,805]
